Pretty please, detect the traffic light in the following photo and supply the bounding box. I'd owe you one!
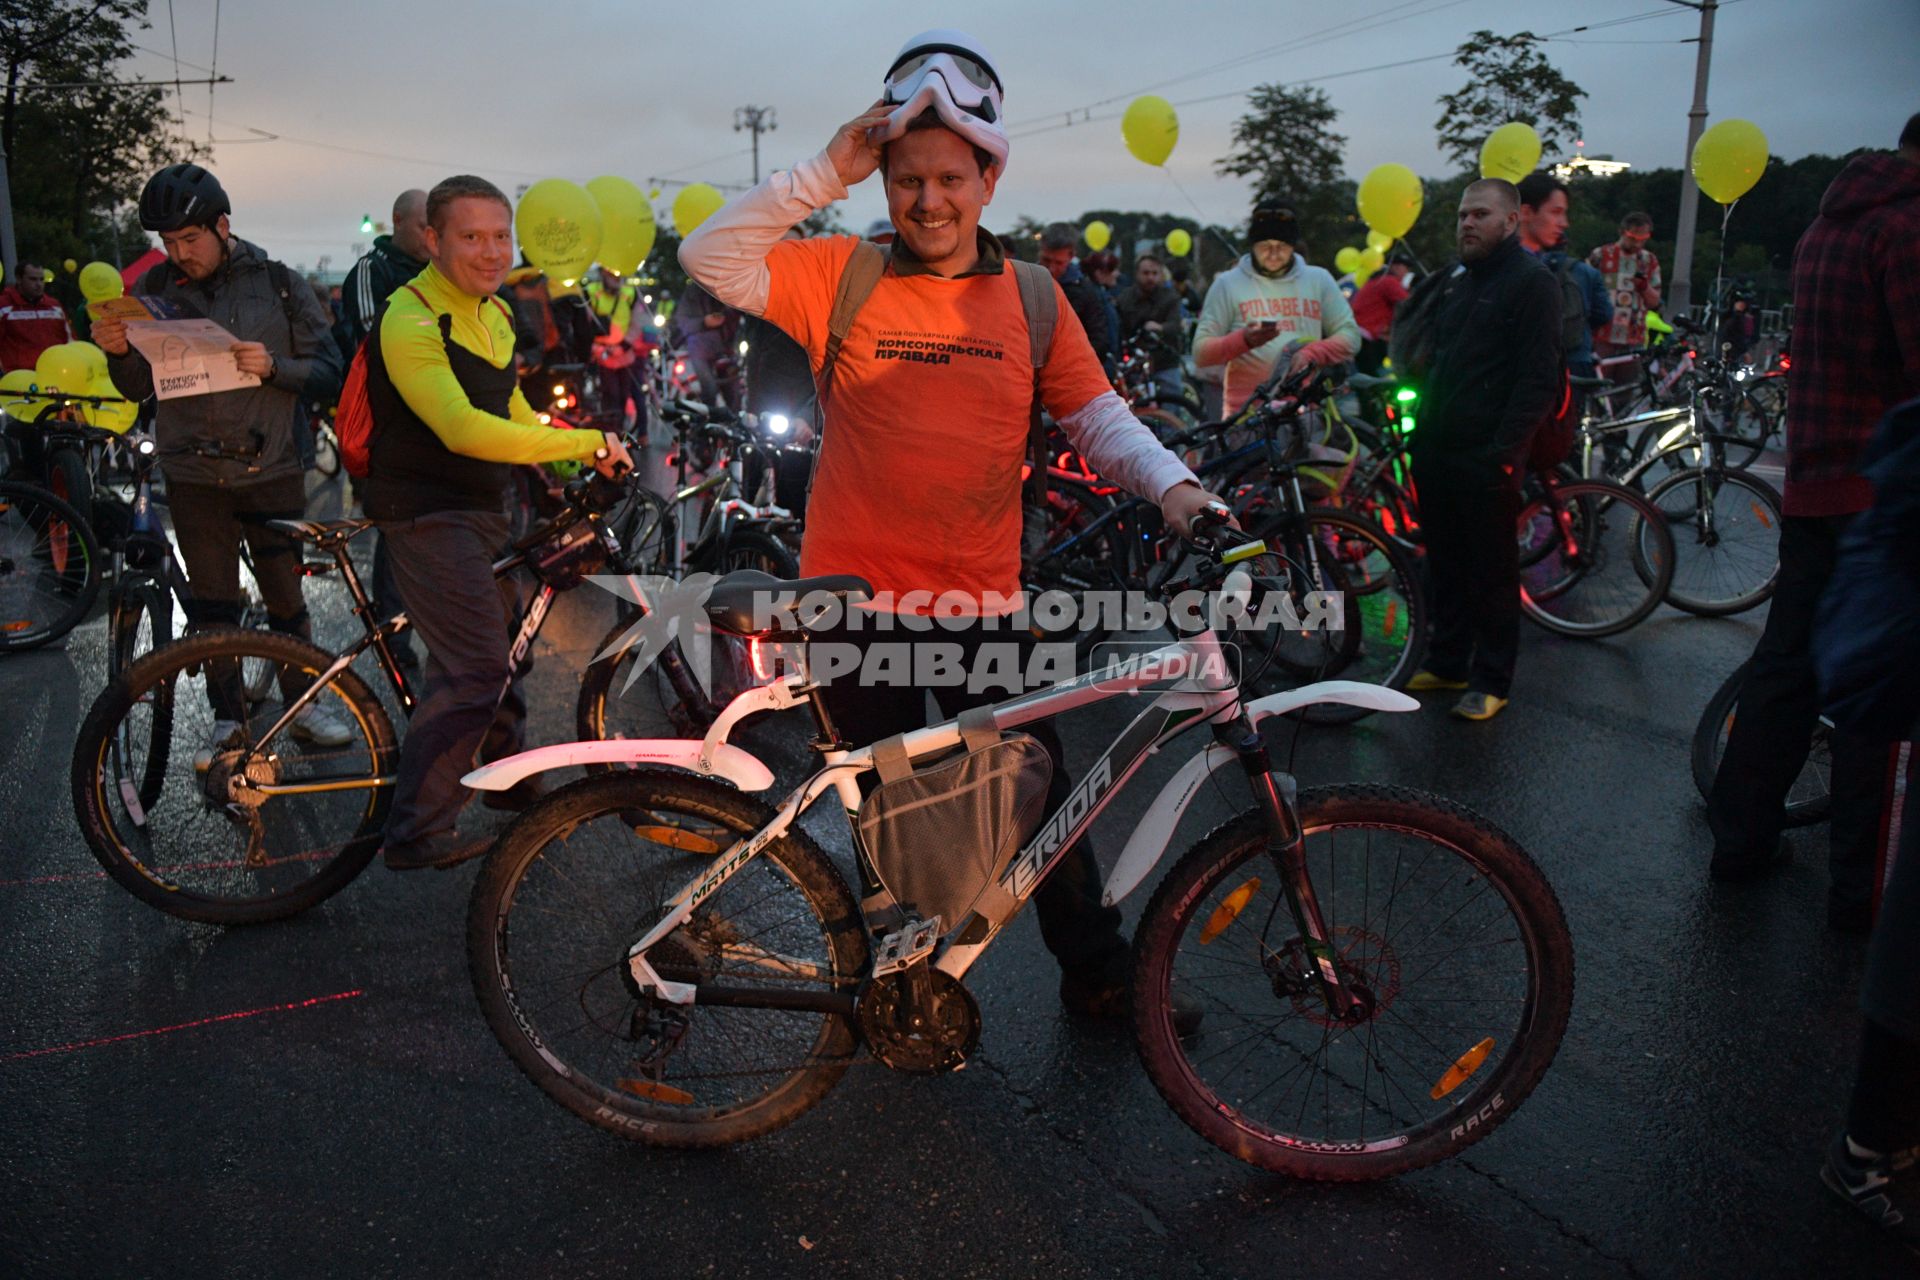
[359,214,374,234]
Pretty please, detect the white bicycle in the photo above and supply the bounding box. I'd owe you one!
[461,521,1574,1181]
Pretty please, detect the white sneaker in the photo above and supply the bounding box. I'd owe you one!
[290,701,354,747]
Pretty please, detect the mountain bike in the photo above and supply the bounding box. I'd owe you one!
[462,518,1573,1180]
[68,471,660,925]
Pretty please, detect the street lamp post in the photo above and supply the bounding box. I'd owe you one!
[1667,0,1719,319]
[734,105,778,185]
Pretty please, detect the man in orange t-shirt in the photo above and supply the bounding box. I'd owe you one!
[682,31,1221,1021]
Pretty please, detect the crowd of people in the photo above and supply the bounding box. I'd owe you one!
[3,25,1916,1251]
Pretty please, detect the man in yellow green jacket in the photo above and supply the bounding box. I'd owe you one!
[365,173,632,871]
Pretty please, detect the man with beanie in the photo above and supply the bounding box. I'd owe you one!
[1401,179,1564,723]
[1192,205,1360,416]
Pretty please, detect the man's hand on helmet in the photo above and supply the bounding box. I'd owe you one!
[828,100,896,190]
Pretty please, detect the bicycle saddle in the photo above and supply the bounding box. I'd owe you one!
[1346,372,1397,391]
[703,569,872,637]
[1568,375,1610,390]
[263,517,375,549]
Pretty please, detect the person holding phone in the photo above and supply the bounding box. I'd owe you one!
[1192,204,1361,416]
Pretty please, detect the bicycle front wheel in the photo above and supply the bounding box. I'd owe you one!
[1518,479,1674,637]
[1132,785,1573,1181]
[467,772,867,1147]
[0,480,101,650]
[1644,468,1780,617]
[70,628,395,924]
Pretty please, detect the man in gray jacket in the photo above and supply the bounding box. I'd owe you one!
[94,163,349,745]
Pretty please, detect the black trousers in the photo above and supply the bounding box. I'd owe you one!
[812,616,1129,980]
[1707,514,1880,909]
[377,509,527,849]
[169,474,315,719]
[1412,456,1522,698]
[1850,781,1920,1149]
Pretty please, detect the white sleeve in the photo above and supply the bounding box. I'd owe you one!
[1057,390,1198,505]
[677,152,849,317]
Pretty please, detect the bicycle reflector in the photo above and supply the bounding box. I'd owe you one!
[1199,877,1261,944]
[1395,387,1419,403]
[1429,1037,1496,1100]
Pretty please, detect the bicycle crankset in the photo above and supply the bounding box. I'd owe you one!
[857,965,979,1075]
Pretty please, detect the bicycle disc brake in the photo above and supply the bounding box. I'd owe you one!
[1268,927,1394,1028]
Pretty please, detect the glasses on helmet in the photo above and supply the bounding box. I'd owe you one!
[884,48,1002,124]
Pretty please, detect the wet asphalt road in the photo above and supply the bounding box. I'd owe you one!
[2,458,1913,1279]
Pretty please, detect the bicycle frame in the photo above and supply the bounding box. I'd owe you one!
[464,568,1416,1015]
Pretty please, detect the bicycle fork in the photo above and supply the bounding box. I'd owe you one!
[1223,720,1369,1024]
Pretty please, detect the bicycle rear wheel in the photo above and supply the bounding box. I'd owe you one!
[467,771,867,1147]
[70,627,395,924]
[1132,785,1573,1181]
[1517,479,1674,637]
[1690,660,1831,827]
[1644,468,1779,617]
[0,479,101,650]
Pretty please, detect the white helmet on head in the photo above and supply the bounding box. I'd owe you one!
[871,29,1009,174]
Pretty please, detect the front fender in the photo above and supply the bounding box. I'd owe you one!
[1099,680,1416,907]
[462,739,775,793]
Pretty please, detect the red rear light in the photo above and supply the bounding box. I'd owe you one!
[1778,354,1791,369]
[674,360,686,375]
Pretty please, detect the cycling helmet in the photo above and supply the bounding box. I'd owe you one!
[872,29,1010,174]
[138,163,230,232]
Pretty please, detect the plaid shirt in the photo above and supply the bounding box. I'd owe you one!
[1784,153,1920,517]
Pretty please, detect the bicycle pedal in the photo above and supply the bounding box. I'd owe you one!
[872,916,941,977]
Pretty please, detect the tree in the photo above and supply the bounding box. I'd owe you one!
[2,0,194,270]
[1434,31,1586,174]
[1216,84,1349,253]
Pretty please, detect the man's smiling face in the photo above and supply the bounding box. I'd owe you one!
[883,126,997,274]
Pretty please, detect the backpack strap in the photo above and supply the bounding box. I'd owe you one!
[1008,259,1058,507]
[819,240,889,401]
[139,261,173,295]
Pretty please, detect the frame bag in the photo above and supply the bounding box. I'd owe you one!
[857,707,1054,931]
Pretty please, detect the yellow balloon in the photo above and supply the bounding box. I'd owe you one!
[586,175,657,275]
[1121,95,1179,167]
[1083,220,1112,252]
[515,179,604,286]
[1366,228,1393,253]
[69,340,108,383]
[1165,228,1193,257]
[1334,247,1362,275]
[1359,246,1384,275]
[0,368,47,422]
[79,261,124,302]
[1692,118,1769,204]
[35,342,91,395]
[672,182,726,236]
[1355,164,1423,240]
[1479,121,1543,182]
[1353,265,1377,287]
[62,258,78,274]
[85,374,137,434]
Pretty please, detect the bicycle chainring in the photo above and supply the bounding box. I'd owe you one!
[857,967,980,1075]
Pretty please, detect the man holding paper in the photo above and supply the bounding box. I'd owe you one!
[94,162,349,747]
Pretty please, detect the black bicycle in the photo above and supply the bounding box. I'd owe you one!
[68,470,660,924]
[1691,658,1832,827]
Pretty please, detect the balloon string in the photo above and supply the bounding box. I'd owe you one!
[1708,198,1736,330]
[1162,167,1242,257]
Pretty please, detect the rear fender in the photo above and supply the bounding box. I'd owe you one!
[462,739,774,793]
